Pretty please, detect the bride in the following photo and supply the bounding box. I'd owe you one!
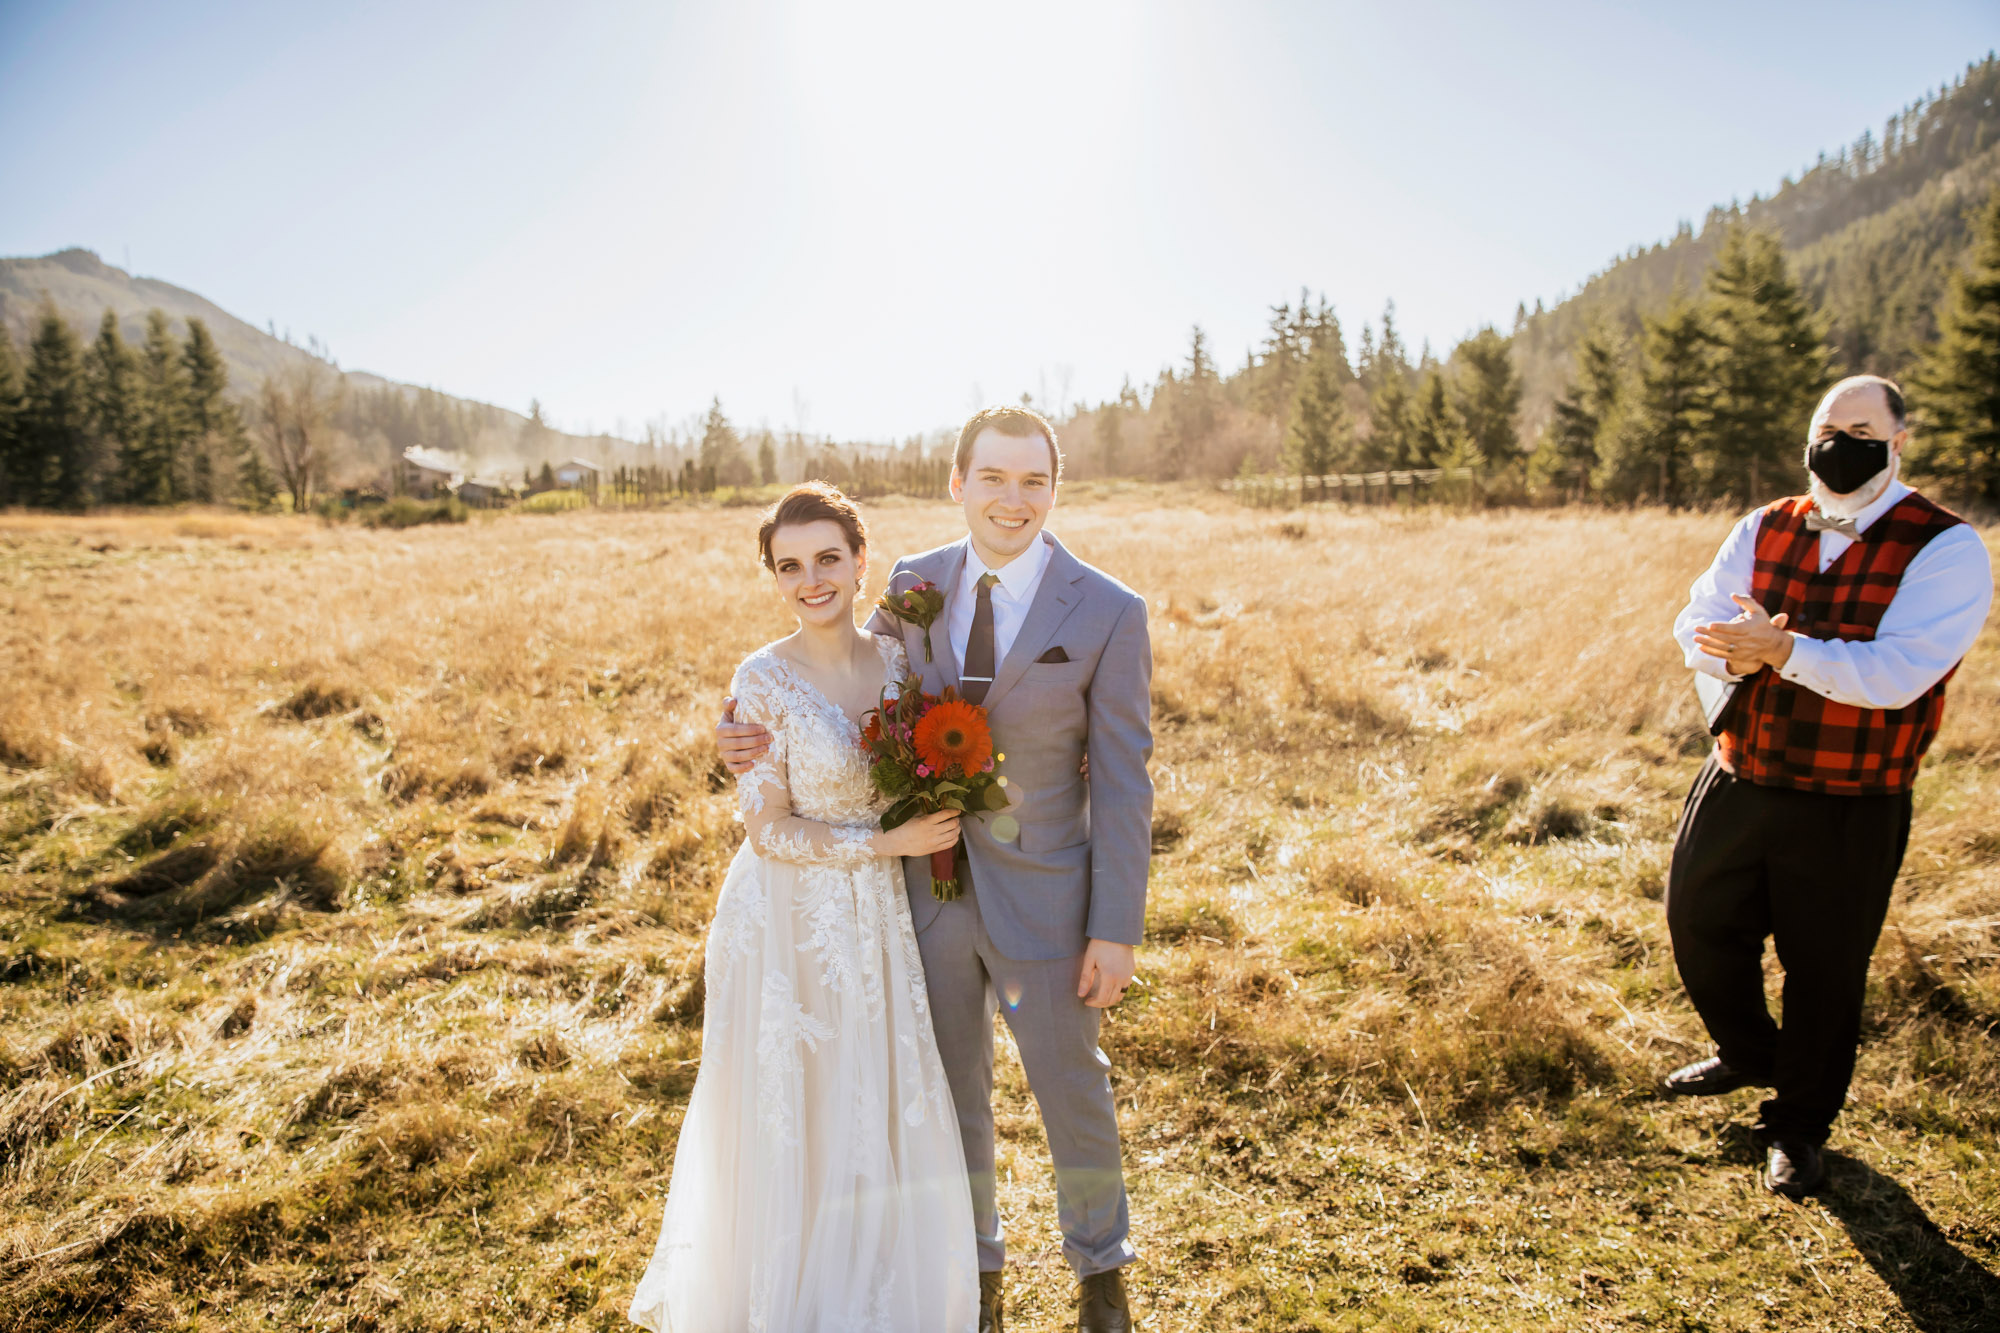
[629,483,978,1332]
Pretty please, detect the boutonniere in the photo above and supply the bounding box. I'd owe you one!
[876,573,947,663]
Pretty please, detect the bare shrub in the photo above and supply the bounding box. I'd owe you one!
[515,1030,572,1071]
[215,993,257,1039]
[652,956,706,1025]
[290,1060,391,1125]
[270,678,363,721]
[1147,898,1242,945]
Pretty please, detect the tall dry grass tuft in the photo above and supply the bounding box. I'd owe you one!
[0,496,1996,1331]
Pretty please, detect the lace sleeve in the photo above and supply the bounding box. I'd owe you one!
[732,659,881,869]
[874,632,910,685]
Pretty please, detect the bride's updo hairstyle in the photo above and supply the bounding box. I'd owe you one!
[757,481,869,572]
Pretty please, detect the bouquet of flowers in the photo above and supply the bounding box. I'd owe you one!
[861,679,1015,900]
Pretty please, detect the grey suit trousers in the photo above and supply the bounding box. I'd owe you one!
[915,866,1135,1278]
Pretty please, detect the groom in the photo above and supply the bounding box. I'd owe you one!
[717,405,1152,1333]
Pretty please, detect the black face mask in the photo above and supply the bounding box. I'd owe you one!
[1807,430,1890,496]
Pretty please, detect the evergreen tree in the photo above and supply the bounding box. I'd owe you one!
[1304,294,1351,386]
[1284,344,1352,485]
[1252,298,1305,421]
[1411,368,1467,467]
[134,309,190,503]
[698,396,751,487]
[1910,184,2000,502]
[22,307,93,507]
[756,431,778,485]
[1610,298,1711,505]
[1364,368,1415,469]
[1541,325,1623,497]
[1360,301,1415,467]
[0,325,23,507]
[181,317,245,504]
[1359,301,1405,397]
[87,311,141,500]
[1702,224,1828,500]
[1451,326,1522,467]
[520,398,554,465]
[1159,326,1220,479]
[236,434,279,510]
[1094,397,1125,478]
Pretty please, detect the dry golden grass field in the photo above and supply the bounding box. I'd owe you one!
[2,490,1998,1332]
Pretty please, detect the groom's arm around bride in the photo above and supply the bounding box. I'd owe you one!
[716,406,1154,1327]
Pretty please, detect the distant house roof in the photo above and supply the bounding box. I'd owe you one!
[557,457,602,473]
[461,475,514,492]
[402,446,461,478]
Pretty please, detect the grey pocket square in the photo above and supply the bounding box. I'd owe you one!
[1035,646,1071,664]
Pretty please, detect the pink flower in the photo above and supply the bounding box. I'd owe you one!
[916,764,931,777]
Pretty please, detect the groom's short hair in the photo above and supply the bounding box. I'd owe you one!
[955,406,1063,484]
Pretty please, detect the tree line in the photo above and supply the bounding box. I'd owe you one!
[0,305,277,509]
[1510,55,2000,440]
[4,57,1993,514]
[1057,183,2000,508]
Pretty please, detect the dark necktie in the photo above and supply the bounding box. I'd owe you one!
[961,572,1000,704]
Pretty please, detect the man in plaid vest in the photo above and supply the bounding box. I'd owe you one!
[1665,375,1992,1199]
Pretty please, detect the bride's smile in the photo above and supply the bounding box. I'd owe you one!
[769,518,866,628]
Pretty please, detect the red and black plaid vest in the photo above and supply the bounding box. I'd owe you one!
[1717,490,1965,795]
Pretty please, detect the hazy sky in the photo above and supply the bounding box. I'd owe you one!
[2,1,1994,441]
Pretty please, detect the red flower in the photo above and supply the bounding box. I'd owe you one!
[912,700,992,776]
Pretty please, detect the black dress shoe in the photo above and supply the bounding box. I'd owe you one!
[1078,1268,1131,1333]
[1765,1139,1826,1200]
[978,1270,1003,1333]
[1662,1056,1758,1097]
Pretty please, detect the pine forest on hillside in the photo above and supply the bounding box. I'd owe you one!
[2,55,1998,512]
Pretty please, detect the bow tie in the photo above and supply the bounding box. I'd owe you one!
[1805,508,1861,541]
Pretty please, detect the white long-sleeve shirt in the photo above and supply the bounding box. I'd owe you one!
[947,533,1053,673]
[1672,479,1993,710]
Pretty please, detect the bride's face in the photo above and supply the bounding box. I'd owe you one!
[768,519,865,628]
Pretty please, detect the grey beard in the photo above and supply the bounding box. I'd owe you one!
[1809,459,1896,520]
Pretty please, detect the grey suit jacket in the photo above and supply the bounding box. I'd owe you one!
[866,531,1154,962]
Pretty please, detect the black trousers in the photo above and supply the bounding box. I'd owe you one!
[1665,754,1911,1144]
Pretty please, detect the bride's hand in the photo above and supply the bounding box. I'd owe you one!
[875,810,961,858]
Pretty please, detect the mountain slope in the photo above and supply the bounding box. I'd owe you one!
[1512,54,2000,437]
[0,248,622,469]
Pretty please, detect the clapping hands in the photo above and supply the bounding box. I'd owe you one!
[1693,594,1795,676]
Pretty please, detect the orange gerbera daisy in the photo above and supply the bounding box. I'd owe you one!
[913,699,992,775]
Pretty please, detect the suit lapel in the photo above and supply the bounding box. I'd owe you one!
[982,534,1085,712]
[925,542,968,695]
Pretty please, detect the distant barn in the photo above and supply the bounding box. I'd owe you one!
[458,476,515,507]
[401,447,462,499]
[554,458,601,492]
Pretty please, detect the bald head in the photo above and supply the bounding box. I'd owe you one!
[1810,376,1907,447]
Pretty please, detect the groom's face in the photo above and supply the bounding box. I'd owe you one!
[950,428,1056,566]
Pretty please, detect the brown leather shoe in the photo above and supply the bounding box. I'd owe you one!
[978,1270,1003,1333]
[1077,1268,1131,1333]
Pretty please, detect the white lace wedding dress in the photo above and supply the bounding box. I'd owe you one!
[629,636,978,1333]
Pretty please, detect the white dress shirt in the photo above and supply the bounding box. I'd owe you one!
[948,534,1053,676]
[1672,479,1994,710]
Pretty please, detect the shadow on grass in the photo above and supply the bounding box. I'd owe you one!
[1822,1153,2000,1333]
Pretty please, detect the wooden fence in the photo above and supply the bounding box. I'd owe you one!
[1224,467,1482,508]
